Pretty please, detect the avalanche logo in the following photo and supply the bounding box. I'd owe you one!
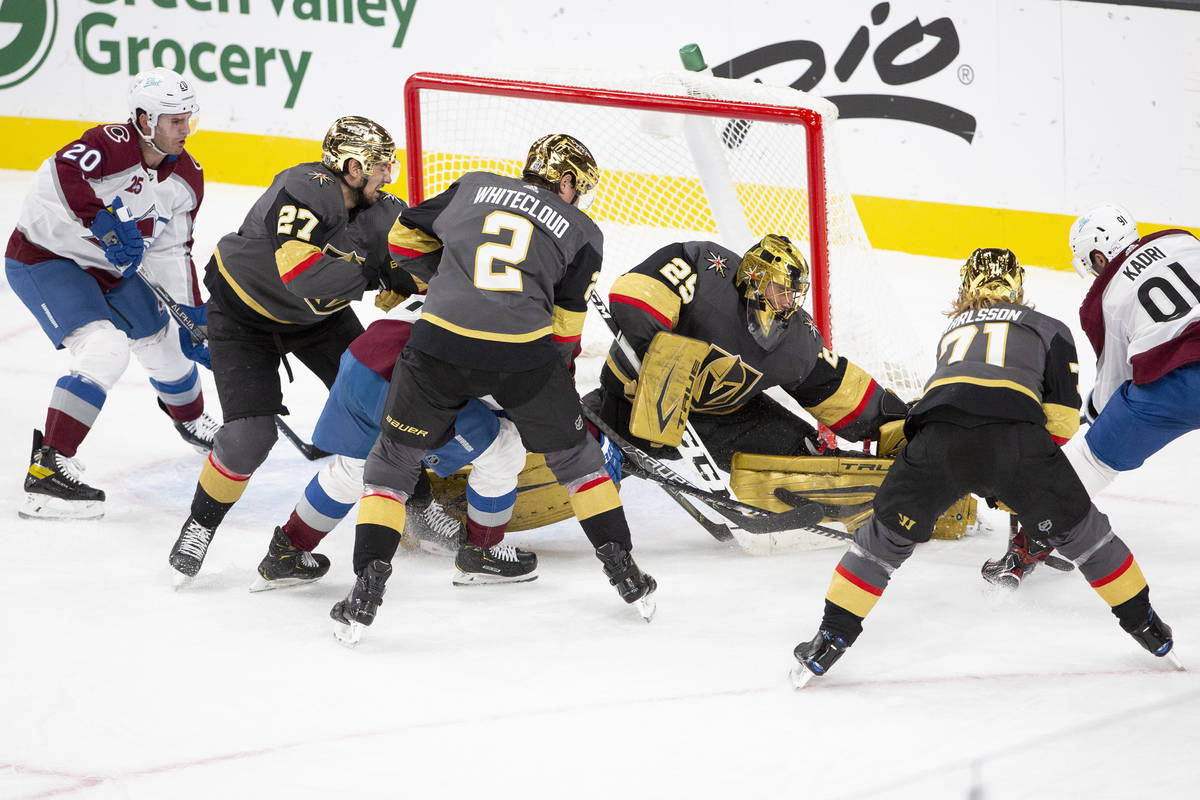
[0,0,57,90]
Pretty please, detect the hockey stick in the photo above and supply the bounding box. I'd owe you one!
[582,403,846,541]
[134,267,328,462]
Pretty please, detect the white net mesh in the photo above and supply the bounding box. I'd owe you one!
[407,69,926,400]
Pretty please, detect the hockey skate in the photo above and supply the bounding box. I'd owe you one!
[330,559,393,646]
[404,499,465,557]
[249,527,331,592]
[168,515,216,587]
[453,542,538,585]
[1129,608,1185,670]
[158,399,220,453]
[595,542,656,622]
[20,429,105,520]
[791,628,850,689]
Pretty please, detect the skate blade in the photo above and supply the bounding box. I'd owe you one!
[634,594,656,623]
[171,570,195,591]
[332,618,363,647]
[19,493,104,520]
[248,574,324,593]
[1166,649,1186,671]
[451,570,539,586]
[790,663,817,690]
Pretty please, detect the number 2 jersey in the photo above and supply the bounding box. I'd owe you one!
[1078,229,1200,414]
[908,301,1080,444]
[387,171,603,372]
[6,121,204,303]
[206,161,405,329]
[601,240,896,441]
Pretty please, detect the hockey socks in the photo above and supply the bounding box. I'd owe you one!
[43,374,106,457]
[190,453,251,529]
[282,472,358,551]
[566,474,632,551]
[465,484,516,548]
[353,487,406,574]
[150,366,204,421]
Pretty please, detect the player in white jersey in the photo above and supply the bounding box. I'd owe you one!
[4,67,218,520]
[982,203,1200,586]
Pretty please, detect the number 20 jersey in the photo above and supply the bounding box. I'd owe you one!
[1078,229,1200,414]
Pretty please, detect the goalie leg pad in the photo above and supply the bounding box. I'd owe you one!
[628,331,709,448]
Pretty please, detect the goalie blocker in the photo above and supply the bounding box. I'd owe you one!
[729,452,977,540]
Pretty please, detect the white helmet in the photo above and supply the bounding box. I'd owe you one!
[128,67,199,144]
[1068,203,1138,277]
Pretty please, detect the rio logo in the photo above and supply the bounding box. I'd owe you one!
[711,2,976,143]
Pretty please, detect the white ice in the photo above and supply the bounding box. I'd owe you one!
[1,171,1197,799]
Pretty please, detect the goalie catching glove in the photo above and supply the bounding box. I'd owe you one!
[627,331,710,448]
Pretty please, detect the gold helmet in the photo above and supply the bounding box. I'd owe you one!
[959,247,1024,306]
[522,133,600,209]
[321,115,397,179]
[735,234,810,350]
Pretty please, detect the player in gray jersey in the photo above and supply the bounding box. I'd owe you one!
[329,134,656,644]
[790,248,1177,687]
[167,116,412,585]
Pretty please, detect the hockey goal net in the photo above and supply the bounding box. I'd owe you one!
[402,70,925,401]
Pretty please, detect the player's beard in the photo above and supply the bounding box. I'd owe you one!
[343,173,376,210]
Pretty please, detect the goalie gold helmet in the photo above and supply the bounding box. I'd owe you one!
[735,234,810,351]
[321,115,397,179]
[522,133,600,210]
[958,247,1024,307]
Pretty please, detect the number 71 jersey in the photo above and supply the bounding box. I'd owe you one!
[913,302,1081,445]
[1079,229,1200,414]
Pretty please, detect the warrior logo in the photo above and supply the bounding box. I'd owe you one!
[0,0,57,90]
[691,344,763,413]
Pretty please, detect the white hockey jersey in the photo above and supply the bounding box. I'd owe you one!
[6,121,204,304]
[1079,229,1200,413]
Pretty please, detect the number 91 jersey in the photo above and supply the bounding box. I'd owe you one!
[912,302,1081,445]
[1079,229,1200,414]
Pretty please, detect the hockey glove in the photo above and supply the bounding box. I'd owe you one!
[90,196,144,274]
[374,289,407,312]
[176,303,211,370]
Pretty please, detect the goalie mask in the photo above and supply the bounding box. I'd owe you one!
[523,133,600,210]
[735,234,810,351]
[322,115,397,182]
[958,247,1024,306]
[1069,203,1138,277]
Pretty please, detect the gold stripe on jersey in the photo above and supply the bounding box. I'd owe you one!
[826,564,883,618]
[275,239,323,281]
[1091,556,1147,607]
[807,361,874,428]
[609,272,682,328]
[421,312,553,343]
[1043,402,1081,442]
[358,492,406,532]
[923,375,1041,404]
[214,246,291,324]
[552,305,586,341]
[388,218,442,256]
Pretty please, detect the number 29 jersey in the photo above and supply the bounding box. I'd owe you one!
[388,171,603,372]
[1078,229,1200,414]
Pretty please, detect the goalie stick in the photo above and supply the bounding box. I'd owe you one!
[135,267,329,462]
[581,403,848,542]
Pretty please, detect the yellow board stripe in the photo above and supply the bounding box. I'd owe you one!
[421,312,552,342]
[924,375,1041,403]
[198,455,250,505]
[358,492,406,532]
[569,477,622,520]
[826,567,883,618]
[1091,556,1148,607]
[214,246,291,325]
[7,116,1200,274]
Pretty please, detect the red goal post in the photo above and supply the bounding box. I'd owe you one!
[401,69,925,399]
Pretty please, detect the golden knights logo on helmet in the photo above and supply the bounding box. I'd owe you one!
[735,234,810,351]
[322,115,397,178]
[522,133,600,209]
[956,247,1024,310]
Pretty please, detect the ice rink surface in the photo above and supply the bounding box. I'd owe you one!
[2,171,1197,799]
